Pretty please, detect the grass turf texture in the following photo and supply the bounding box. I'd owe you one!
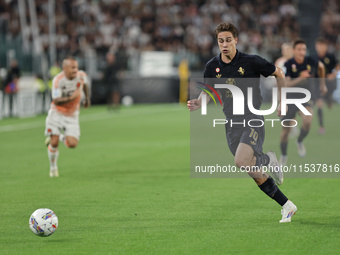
[0,104,339,255]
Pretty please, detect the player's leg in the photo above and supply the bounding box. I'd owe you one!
[64,136,79,148]
[316,98,325,134]
[113,91,120,109]
[324,93,333,109]
[47,135,60,177]
[63,114,80,149]
[235,142,296,221]
[45,110,61,177]
[288,123,299,139]
[296,106,313,157]
[234,143,267,185]
[56,133,78,148]
[279,124,291,166]
[227,124,296,222]
[279,105,298,165]
[314,82,324,134]
[235,144,282,186]
[226,124,265,182]
[236,123,282,185]
[324,80,337,109]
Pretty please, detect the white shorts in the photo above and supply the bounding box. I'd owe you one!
[45,109,80,140]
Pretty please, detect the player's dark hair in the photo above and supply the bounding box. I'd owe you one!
[215,22,238,39]
[315,37,328,44]
[293,38,306,48]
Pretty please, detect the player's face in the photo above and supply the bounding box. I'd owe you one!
[217,31,238,60]
[282,45,293,58]
[293,43,306,61]
[315,42,327,56]
[63,60,79,80]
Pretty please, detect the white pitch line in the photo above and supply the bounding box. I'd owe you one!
[0,120,44,133]
[0,107,182,133]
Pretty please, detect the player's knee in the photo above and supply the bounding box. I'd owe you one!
[65,138,78,148]
[50,137,59,147]
[280,132,288,141]
[235,157,251,168]
[50,141,58,147]
[280,129,289,141]
[67,141,78,148]
[303,118,312,129]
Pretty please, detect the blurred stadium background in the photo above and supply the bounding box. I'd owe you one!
[1,1,340,254]
[0,0,339,118]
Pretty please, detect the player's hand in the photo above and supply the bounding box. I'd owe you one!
[187,99,201,111]
[83,99,91,108]
[277,102,287,117]
[326,73,336,80]
[299,70,311,78]
[320,84,327,96]
[70,88,81,100]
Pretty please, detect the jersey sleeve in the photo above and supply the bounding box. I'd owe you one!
[51,75,63,99]
[203,63,212,79]
[78,70,88,84]
[202,63,214,93]
[254,55,276,77]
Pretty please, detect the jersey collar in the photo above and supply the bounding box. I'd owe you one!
[218,50,240,66]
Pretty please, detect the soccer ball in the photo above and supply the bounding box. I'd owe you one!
[29,208,58,237]
[121,95,134,106]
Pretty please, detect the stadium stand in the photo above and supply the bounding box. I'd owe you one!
[0,0,339,110]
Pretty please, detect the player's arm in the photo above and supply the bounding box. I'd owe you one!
[284,70,311,88]
[317,61,327,95]
[327,63,340,80]
[53,88,81,105]
[271,66,285,95]
[51,75,81,105]
[78,71,90,108]
[188,65,212,111]
[271,66,286,117]
[187,91,211,111]
[82,82,91,108]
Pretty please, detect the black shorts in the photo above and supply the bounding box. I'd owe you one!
[324,80,337,101]
[225,116,265,157]
[280,102,312,120]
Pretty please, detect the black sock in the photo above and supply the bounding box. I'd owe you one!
[280,142,288,156]
[297,128,309,143]
[318,108,323,127]
[272,189,289,206]
[258,177,288,206]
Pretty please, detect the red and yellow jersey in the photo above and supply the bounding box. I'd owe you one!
[50,70,87,116]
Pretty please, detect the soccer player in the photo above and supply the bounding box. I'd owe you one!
[44,57,90,177]
[279,39,327,165]
[314,37,339,134]
[187,22,297,223]
[275,43,300,139]
[275,43,293,71]
[103,52,121,110]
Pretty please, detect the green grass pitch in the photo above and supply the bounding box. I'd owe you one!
[0,104,340,255]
